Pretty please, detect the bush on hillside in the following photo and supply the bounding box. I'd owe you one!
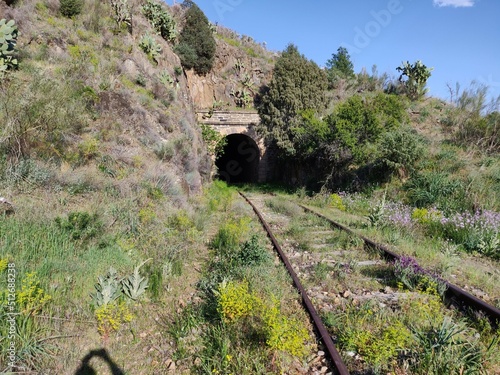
[0,73,89,160]
[59,0,84,17]
[326,95,383,163]
[443,83,500,155]
[376,126,426,178]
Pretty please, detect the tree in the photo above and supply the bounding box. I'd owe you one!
[257,44,328,156]
[174,1,216,75]
[326,47,355,88]
[396,60,433,100]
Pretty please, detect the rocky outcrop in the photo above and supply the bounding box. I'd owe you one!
[185,36,274,110]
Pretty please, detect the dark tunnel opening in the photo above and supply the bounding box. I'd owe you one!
[215,134,260,184]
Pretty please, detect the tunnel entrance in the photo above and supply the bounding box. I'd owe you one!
[215,134,260,184]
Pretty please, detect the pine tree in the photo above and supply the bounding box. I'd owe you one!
[174,1,216,75]
[257,44,328,156]
[326,47,355,88]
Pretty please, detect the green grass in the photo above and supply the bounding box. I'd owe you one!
[0,214,133,307]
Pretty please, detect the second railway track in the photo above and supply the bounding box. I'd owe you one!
[239,190,500,375]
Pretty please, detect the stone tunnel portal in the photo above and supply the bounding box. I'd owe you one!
[215,134,260,184]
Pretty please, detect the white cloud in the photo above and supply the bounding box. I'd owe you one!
[433,0,475,7]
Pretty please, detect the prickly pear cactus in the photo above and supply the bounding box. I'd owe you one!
[111,0,132,32]
[0,19,19,75]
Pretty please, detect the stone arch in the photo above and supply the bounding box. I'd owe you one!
[215,133,260,183]
[196,111,275,183]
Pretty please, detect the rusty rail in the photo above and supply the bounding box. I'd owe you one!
[239,192,350,375]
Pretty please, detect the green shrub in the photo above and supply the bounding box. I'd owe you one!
[59,0,84,17]
[173,43,197,69]
[377,126,425,178]
[55,211,103,240]
[206,180,234,213]
[210,218,250,253]
[370,93,409,129]
[326,95,383,162]
[200,124,226,157]
[237,235,270,267]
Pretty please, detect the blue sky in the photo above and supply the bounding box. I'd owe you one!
[168,0,500,102]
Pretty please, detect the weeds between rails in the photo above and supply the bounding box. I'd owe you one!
[238,191,349,375]
[239,191,500,374]
[296,203,500,329]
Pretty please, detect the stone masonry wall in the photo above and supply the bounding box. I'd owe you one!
[196,111,260,126]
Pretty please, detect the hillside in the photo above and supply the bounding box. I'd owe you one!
[0,0,275,198]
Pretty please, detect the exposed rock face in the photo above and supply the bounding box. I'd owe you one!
[185,37,274,110]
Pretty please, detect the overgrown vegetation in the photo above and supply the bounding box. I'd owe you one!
[258,191,500,374]
[0,0,499,373]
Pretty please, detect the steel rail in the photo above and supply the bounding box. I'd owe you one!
[299,203,500,328]
[239,192,350,375]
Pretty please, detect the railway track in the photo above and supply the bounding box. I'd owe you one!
[238,191,500,375]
